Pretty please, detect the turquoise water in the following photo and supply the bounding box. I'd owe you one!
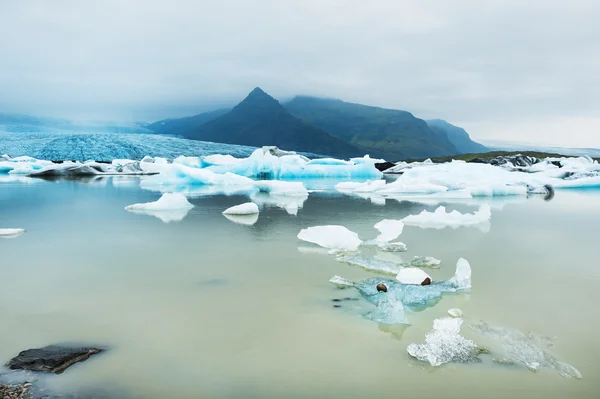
[1,177,599,398]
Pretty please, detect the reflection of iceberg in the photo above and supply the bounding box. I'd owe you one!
[407,317,480,366]
[223,213,259,226]
[403,205,491,231]
[0,228,26,239]
[469,321,582,379]
[125,193,194,223]
[250,192,307,215]
[298,225,362,252]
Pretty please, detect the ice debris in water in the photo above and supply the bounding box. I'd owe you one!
[336,255,402,275]
[298,226,362,252]
[223,213,259,226]
[407,317,480,366]
[364,295,410,325]
[329,258,471,311]
[469,321,582,379]
[448,308,464,318]
[376,241,408,252]
[222,202,259,215]
[124,193,194,223]
[396,268,431,285]
[0,228,26,239]
[403,205,491,230]
[408,256,441,268]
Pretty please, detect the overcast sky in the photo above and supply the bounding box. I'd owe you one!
[1,0,599,147]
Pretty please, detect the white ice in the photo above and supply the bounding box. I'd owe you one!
[297,225,362,252]
[222,202,259,215]
[396,268,431,285]
[373,219,404,244]
[402,205,491,230]
[124,193,194,223]
[407,317,480,366]
[448,308,464,318]
[0,228,26,239]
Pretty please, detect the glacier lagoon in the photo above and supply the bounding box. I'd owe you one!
[1,176,599,398]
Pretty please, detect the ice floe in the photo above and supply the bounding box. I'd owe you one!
[396,268,432,285]
[402,205,491,230]
[408,256,441,268]
[407,317,480,366]
[298,226,362,252]
[330,258,472,311]
[0,228,26,239]
[124,193,194,223]
[469,321,582,379]
[222,202,259,215]
[373,219,404,244]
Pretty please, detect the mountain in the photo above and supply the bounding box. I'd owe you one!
[183,88,362,158]
[283,96,458,160]
[147,108,230,136]
[426,119,487,154]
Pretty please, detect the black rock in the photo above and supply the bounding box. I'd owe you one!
[6,345,103,374]
[374,162,395,172]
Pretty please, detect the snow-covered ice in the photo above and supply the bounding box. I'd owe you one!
[373,219,404,244]
[0,228,26,239]
[403,205,491,230]
[222,202,259,215]
[298,226,362,252]
[396,268,432,285]
[407,317,480,366]
[125,193,194,223]
[469,321,582,379]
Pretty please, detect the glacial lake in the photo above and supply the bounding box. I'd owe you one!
[1,176,599,398]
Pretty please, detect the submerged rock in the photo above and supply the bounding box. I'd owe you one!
[6,345,103,374]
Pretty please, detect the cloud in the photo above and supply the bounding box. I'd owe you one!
[1,0,599,146]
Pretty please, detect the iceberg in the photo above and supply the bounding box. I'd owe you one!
[373,219,404,244]
[329,258,472,310]
[0,228,26,239]
[402,205,491,230]
[469,321,582,379]
[222,202,259,215]
[407,317,480,366]
[298,226,362,252]
[124,193,194,223]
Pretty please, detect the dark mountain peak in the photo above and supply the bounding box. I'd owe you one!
[234,87,286,115]
[249,87,268,96]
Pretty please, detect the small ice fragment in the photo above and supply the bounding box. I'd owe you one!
[223,213,259,226]
[407,317,480,366]
[402,205,491,229]
[447,258,472,290]
[337,255,402,275]
[297,226,362,252]
[125,193,194,223]
[365,295,411,325]
[408,256,441,268]
[329,275,355,289]
[377,241,408,252]
[373,219,404,243]
[448,308,463,318]
[0,228,26,239]
[222,202,259,215]
[396,268,432,285]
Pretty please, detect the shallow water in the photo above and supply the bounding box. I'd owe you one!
[1,177,599,398]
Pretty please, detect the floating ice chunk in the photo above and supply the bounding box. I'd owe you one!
[377,241,408,252]
[202,154,242,166]
[407,317,480,366]
[373,219,404,244]
[337,255,402,275]
[335,180,386,193]
[469,322,582,379]
[378,182,448,195]
[329,258,471,310]
[396,268,431,285]
[222,202,259,215]
[0,228,26,239]
[223,213,259,226]
[403,205,491,230]
[250,192,307,216]
[408,256,441,268]
[448,308,463,318]
[298,226,362,252]
[364,295,410,325]
[125,193,194,223]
